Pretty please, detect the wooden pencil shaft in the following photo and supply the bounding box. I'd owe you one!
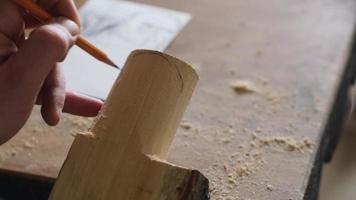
[15,0,51,20]
[76,38,108,62]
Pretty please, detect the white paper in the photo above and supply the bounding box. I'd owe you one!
[63,0,191,99]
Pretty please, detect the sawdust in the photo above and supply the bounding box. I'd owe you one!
[230,80,257,94]
[207,153,265,200]
[180,122,193,130]
[0,115,93,163]
[0,136,41,160]
[65,117,93,130]
[244,127,314,152]
[64,116,93,135]
[265,92,289,105]
[242,128,248,134]
[23,141,33,149]
[257,136,313,152]
[205,128,267,199]
[204,124,314,199]
[28,127,43,134]
[179,121,200,138]
[23,137,38,149]
[213,126,236,144]
[77,131,97,139]
[236,165,251,177]
[0,148,18,158]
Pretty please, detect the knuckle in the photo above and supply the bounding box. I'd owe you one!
[32,25,70,59]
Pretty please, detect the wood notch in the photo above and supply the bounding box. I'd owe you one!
[49,50,209,200]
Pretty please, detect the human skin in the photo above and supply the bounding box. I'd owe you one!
[0,0,103,144]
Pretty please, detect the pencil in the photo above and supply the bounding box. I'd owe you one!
[13,0,119,69]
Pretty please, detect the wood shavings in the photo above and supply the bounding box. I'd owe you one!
[205,124,312,199]
[0,149,18,158]
[248,129,313,152]
[179,122,200,138]
[180,122,193,130]
[266,184,274,191]
[265,92,288,104]
[28,127,43,134]
[257,136,313,152]
[66,117,92,130]
[242,128,248,133]
[222,138,232,144]
[23,141,33,149]
[230,80,257,94]
[236,165,251,177]
[251,132,258,140]
[64,117,93,136]
[30,137,39,144]
[204,133,267,199]
[77,131,97,139]
[21,136,40,150]
[219,126,235,144]
[224,127,234,134]
[250,141,257,147]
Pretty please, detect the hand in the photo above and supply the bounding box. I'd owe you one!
[0,0,103,144]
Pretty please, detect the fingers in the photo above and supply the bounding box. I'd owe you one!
[38,89,103,126]
[4,17,79,100]
[0,0,25,42]
[63,91,103,117]
[0,17,79,136]
[40,63,66,126]
[0,33,18,62]
[38,88,103,124]
[37,67,103,126]
[0,0,80,44]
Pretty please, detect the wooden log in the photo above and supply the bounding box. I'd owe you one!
[49,50,209,200]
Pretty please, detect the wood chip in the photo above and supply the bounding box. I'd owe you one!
[230,80,257,94]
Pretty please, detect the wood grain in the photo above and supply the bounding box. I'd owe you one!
[49,50,209,200]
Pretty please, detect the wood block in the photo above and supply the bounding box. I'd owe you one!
[49,50,209,200]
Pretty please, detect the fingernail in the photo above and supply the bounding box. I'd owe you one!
[55,17,80,37]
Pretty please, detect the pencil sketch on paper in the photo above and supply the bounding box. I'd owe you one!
[79,0,191,50]
[81,15,121,37]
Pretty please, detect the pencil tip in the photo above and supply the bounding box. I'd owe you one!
[106,59,120,70]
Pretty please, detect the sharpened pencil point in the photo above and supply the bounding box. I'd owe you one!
[106,58,121,70]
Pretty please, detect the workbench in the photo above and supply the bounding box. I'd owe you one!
[0,0,355,199]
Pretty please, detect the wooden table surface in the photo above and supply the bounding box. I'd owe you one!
[0,0,355,199]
